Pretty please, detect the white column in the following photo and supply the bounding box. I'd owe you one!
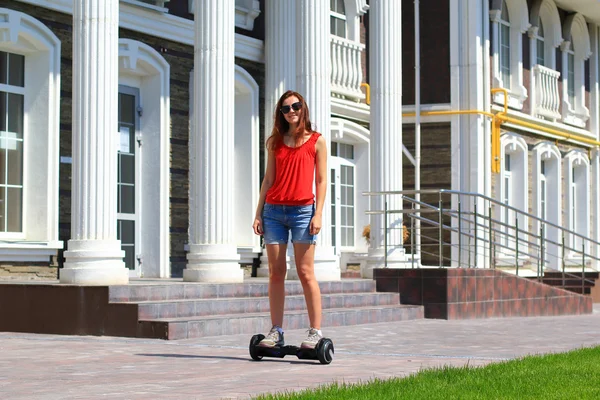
[257,0,297,278]
[363,0,405,278]
[292,0,339,281]
[451,0,489,269]
[264,0,296,142]
[61,0,128,285]
[185,0,242,283]
[590,25,600,268]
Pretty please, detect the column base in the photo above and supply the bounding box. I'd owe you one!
[362,247,410,279]
[61,239,129,285]
[185,243,243,283]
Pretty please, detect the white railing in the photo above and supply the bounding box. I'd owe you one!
[330,36,366,102]
[533,64,561,120]
[122,0,170,12]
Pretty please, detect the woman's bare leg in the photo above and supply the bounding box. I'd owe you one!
[266,243,288,327]
[293,243,321,329]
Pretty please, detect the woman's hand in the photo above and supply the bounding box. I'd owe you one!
[253,216,263,235]
[309,214,322,235]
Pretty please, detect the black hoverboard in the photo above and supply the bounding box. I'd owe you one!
[248,334,334,364]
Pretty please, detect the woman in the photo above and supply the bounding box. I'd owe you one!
[252,90,327,349]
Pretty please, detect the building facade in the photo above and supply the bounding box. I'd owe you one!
[1,0,599,284]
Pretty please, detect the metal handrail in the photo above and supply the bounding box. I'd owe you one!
[365,188,600,246]
[364,189,599,293]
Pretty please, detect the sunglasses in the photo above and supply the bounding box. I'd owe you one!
[281,101,302,114]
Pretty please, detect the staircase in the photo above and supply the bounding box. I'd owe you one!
[111,279,423,339]
[0,278,424,339]
[528,271,600,296]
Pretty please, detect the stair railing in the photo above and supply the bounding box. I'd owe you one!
[364,189,600,293]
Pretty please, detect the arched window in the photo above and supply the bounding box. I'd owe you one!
[564,151,590,257]
[536,20,545,66]
[497,133,528,259]
[561,13,591,128]
[529,0,562,69]
[0,9,61,262]
[330,118,370,270]
[118,39,171,278]
[490,0,530,109]
[529,0,562,120]
[532,142,561,269]
[499,1,511,86]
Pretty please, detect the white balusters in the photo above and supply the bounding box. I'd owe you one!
[330,36,365,101]
[533,64,561,120]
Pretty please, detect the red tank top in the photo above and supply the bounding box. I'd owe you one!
[265,133,321,205]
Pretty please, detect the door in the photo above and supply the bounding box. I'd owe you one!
[117,86,141,277]
[331,142,356,254]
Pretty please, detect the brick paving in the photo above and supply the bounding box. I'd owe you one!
[1,305,599,400]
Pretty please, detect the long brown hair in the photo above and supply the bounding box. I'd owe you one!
[266,90,313,150]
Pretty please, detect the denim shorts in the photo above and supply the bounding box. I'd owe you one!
[262,203,317,245]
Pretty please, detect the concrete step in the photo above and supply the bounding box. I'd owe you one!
[118,292,401,319]
[108,279,377,302]
[138,304,425,340]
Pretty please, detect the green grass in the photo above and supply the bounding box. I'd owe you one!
[254,346,600,400]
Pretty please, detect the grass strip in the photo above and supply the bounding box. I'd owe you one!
[254,346,600,400]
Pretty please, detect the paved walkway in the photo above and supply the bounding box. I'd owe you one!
[1,305,599,400]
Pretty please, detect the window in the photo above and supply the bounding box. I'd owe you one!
[330,0,346,38]
[330,169,336,249]
[540,160,546,221]
[0,8,61,262]
[503,154,512,247]
[536,20,545,67]
[564,151,589,256]
[499,1,511,87]
[331,142,355,247]
[0,51,25,233]
[117,90,138,271]
[561,13,591,128]
[570,168,576,233]
[566,45,575,107]
[118,39,171,277]
[340,165,354,246]
[490,0,529,109]
[497,134,528,260]
[532,143,561,268]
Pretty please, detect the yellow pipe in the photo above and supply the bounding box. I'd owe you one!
[496,114,600,146]
[401,86,600,173]
[360,83,370,105]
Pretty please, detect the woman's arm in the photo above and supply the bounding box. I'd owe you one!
[253,149,276,235]
[310,135,328,235]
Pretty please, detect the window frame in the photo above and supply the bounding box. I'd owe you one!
[0,8,62,261]
[490,0,530,110]
[330,0,347,38]
[496,133,529,262]
[0,52,26,236]
[560,13,591,128]
[563,151,590,257]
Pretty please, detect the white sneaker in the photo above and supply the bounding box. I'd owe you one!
[300,328,323,349]
[258,326,284,348]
